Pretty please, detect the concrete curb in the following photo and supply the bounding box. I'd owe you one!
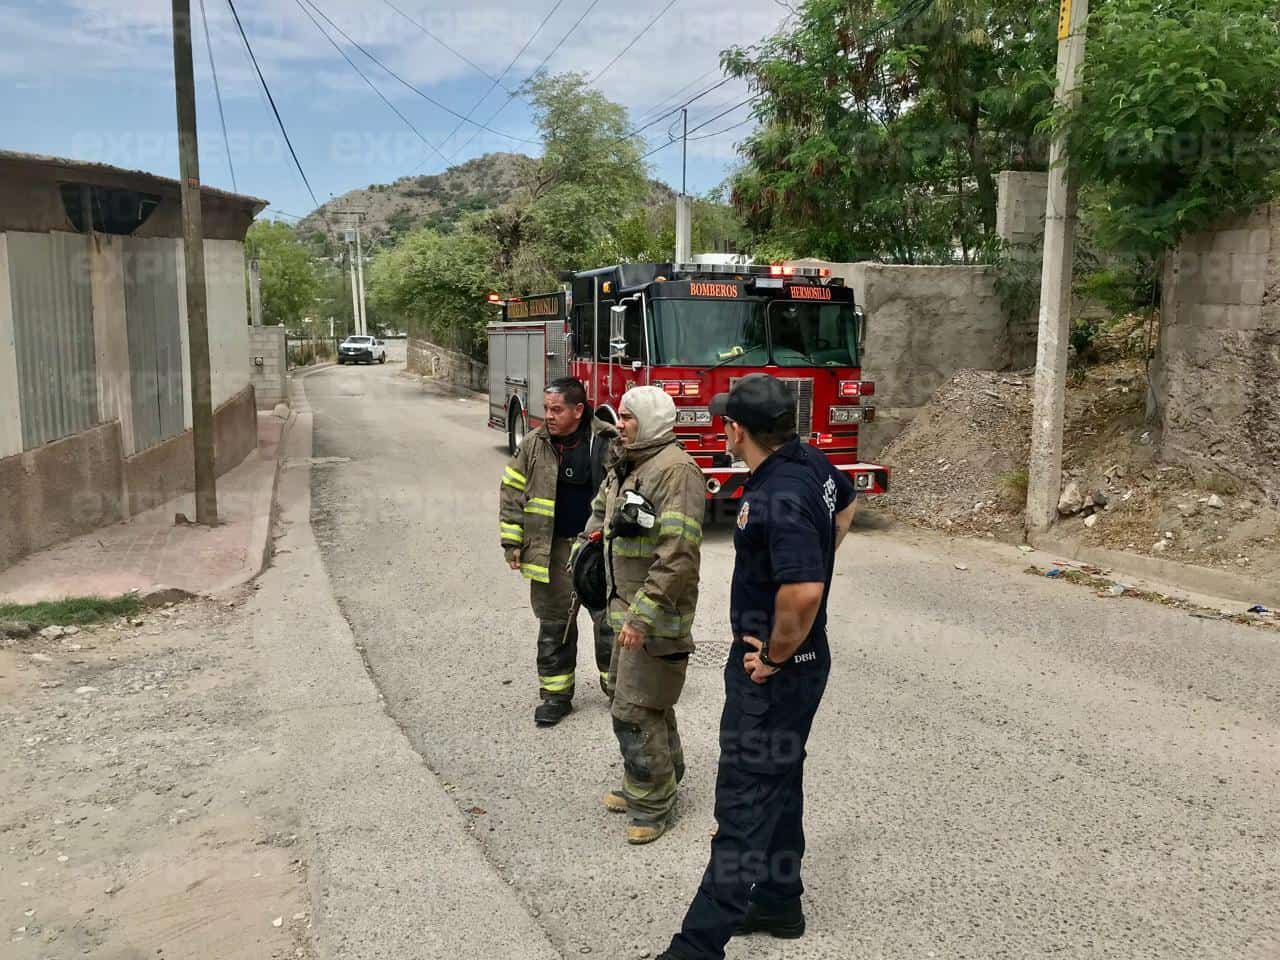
[1027,532,1280,608]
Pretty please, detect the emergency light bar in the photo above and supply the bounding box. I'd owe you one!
[674,262,828,280]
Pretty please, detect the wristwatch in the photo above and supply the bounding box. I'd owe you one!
[758,639,788,670]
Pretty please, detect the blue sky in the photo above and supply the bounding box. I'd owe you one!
[2,0,786,219]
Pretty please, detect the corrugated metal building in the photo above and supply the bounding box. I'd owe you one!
[0,151,268,571]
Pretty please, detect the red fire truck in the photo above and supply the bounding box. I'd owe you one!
[486,261,888,500]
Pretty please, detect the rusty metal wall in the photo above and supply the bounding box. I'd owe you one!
[123,237,184,453]
[6,230,99,450]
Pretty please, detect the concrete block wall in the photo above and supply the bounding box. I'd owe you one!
[407,337,487,393]
[795,260,1035,456]
[249,326,288,409]
[1152,204,1279,504]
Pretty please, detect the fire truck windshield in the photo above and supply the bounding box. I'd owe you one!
[650,299,767,367]
[768,301,859,367]
[650,297,860,368]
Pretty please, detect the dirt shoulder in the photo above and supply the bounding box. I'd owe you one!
[0,592,314,960]
[871,359,1280,583]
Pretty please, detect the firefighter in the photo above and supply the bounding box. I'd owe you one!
[656,374,856,960]
[499,377,619,727]
[577,385,704,845]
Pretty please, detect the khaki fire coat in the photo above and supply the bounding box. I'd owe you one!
[499,414,618,583]
[578,437,704,654]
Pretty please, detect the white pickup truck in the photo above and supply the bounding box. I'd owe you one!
[337,336,387,365]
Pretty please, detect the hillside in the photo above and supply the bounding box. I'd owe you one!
[299,152,677,246]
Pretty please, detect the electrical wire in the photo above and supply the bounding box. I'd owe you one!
[198,0,237,193]
[377,0,500,83]
[629,65,721,128]
[436,0,566,155]
[443,0,603,165]
[302,0,540,144]
[688,115,755,140]
[225,0,319,208]
[294,0,451,166]
[589,0,679,84]
[637,95,757,161]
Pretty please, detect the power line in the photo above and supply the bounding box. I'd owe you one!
[689,115,755,141]
[302,0,540,144]
[225,0,319,208]
[294,0,450,166]
[638,95,757,162]
[437,0,566,155]
[377,0,500,84]
[444,0,603,165]
[590,0,679,84]
[198,0,237,192]
[629,65,721,128]
[624,77,733,142]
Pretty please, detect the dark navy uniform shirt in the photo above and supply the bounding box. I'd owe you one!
[730,439,855,661]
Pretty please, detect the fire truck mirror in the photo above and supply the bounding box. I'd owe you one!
[609,305,628,358]
[854,305,868,352]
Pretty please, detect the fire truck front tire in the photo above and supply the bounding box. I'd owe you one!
[507,401,527,456]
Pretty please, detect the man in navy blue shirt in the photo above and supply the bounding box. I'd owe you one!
[657,374,855,960]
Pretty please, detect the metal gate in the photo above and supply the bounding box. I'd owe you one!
[6,231,98,450]
[123,237,185,453]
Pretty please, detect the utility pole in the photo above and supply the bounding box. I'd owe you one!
[354,224,367,337]
[1025,0,1089,533]
[171,0,218,526]
[674,108,692,264]
[248,257,263,326]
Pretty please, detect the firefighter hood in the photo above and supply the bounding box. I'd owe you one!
[621,386,677,451]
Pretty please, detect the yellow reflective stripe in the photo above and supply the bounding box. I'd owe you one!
[611,536,656,558]
[612,599,694,637]
[540,673,575,693]
[503,467,528,490]
[659,511,703,545]
[500,521,524,545]
[622,772,677,800]
[521,563,550,583]
[524,497,555,518]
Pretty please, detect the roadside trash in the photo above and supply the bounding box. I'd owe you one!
[1046,568,1063,578]
[1108,584,1127,596]
[1247,605,1269,614]
[1018,545,1034,553]
[954,563,969,571]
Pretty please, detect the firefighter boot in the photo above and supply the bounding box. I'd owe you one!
[734,898,806,939]
[602,790,628,813]
[534,620,576,726]
[535,700,573,726]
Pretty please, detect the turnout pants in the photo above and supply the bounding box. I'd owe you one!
[667,641,830,960]
[530,538,614,703]
[608,634,690,823]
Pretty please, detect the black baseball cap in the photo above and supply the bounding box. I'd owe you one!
[709,374,796,433]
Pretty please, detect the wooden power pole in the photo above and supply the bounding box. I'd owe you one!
[1025,0,1090,533]
[172,0,218,525]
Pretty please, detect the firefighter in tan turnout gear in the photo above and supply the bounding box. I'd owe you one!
[578,385,704,844]
[500,378,619,727]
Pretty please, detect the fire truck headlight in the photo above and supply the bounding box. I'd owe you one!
[676,407,712,426]
[829,406,863,425]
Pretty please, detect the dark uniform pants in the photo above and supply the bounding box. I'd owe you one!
[668,643,830,960]
[530,538,614,702]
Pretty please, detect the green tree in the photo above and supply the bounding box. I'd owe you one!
[525,73,649,268]
[1058,0,1280,259]
[245,221,318,328]
[722,0,1057,262]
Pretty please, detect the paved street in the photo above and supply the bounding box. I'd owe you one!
[304,361,1279,960]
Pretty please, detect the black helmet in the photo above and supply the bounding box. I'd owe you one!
[572,537,608,613]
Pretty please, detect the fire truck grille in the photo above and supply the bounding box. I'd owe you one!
[730,376,813,434]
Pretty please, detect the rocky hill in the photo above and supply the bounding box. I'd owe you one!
[299,152,677,247]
